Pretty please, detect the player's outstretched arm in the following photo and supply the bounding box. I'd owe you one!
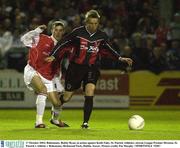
[20,24,47,47]
[49,27,78,58]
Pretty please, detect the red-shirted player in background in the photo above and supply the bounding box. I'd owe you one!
[21,21,69,128]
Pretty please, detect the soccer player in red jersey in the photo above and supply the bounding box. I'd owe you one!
[46,10,133,129]
[21,21,69,128]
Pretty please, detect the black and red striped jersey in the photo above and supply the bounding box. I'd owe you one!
[50,26,121,65]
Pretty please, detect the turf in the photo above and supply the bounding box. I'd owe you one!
[0,109,180,140]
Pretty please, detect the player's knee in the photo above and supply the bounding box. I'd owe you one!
[85,89,95,96]
[35,88,47,96]
[41,86,47,94]
[85,84,95,96]
[38,86,47,95]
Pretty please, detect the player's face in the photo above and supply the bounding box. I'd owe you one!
[86,18,99,34]
[52,25,64,41]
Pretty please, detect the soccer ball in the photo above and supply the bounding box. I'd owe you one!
[128,115,145,130]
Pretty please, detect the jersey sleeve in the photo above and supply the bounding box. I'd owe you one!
[49,28,78,58]
[99,33,121,60]
[20,27,43,48]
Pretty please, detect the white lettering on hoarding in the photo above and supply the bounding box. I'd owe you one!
[0,77,25,89]
[96,78,118,91]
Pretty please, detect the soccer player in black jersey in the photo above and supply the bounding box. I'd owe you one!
[46,10,133,129]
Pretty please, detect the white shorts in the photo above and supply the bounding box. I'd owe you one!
[24,64,64,93]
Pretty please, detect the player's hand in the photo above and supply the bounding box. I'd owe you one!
[45,56,55,62]
[38,25,47,31]
[119,57,133,66]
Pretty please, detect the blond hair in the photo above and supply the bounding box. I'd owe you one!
[85,10,100,22]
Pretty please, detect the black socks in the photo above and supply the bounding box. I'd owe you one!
[83,96,94,123]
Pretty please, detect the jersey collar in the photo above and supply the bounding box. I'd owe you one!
[85,26,97,37]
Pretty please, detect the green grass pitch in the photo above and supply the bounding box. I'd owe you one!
[0,109,180,140]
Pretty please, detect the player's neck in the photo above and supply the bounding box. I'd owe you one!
[85,26,96,36]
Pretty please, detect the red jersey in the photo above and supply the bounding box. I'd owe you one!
[28,34,61,80]
[21,27,62,80]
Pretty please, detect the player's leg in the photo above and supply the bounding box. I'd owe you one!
[45,76,70,127]
[48,91,69,127]
[81,66,100,129]
[49,91,74,127]
[48,90,61,119]
[50,76,64,124]
[81,83,96,129]
[59,91,74,103]
[59,62,83,103]
[31,75,47,128]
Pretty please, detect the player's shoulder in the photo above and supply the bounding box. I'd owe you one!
[98,29,107,35]
[72,26,85,32]
[40,34,53,43]
[40,34,52,40]
[40,34,49,38]
[97,29,108,39]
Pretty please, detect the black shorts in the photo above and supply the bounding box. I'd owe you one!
[65,62,100,91]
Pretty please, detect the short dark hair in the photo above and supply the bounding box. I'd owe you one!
[85,10,100,22]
